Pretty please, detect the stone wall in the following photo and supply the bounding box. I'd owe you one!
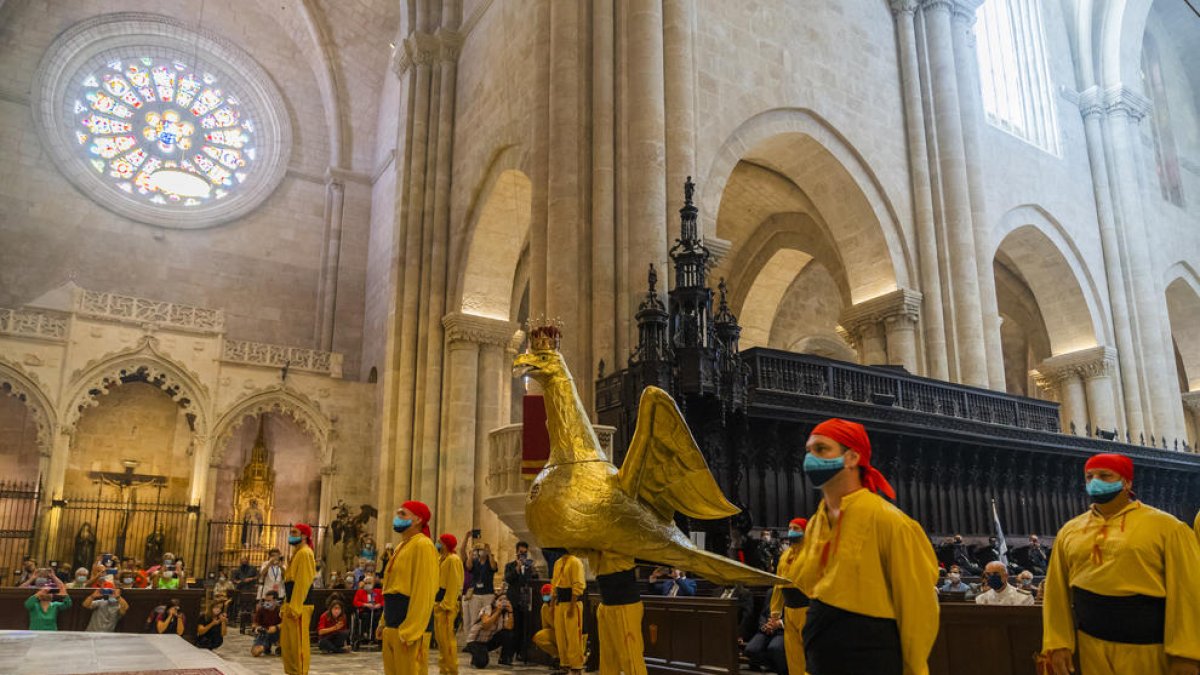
[0,395,40,480]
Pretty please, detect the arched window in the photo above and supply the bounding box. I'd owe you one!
[975,0,1061,156]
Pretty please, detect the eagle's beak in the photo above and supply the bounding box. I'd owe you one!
[512,353,539,379]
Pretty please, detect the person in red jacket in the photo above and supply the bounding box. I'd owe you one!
[354,574,384,642]
[317,599,351,653]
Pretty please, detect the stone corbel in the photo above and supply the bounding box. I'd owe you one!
[437,29,463,63]
[442,312,519,348]
[405,32,441,68]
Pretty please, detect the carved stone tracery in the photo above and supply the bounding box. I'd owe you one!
[0,355,58,456]
[211,385,332,466]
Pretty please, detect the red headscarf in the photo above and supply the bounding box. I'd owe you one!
[293,523,314,549]
[789,517,808,531]
[402,500,432,537]
[540,583,553,595]
[439,533,458,553]
[810,418,896,500]
[1085,453,1134,483]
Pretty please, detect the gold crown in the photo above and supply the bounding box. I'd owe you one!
[526,316,563,352]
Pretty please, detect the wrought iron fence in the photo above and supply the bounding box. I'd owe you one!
[49,494,200,575]
[204,521,330,578]
[0,480,41,584]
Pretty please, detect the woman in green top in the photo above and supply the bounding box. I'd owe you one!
[25,576,71,630]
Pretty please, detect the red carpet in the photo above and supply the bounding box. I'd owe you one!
[66,670,226,675]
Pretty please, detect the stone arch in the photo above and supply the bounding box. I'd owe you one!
[211,385,332,466]
[0,356,57,456]
[702,107,913,303]
[992,206,1108,355]
[60,338,210,437]
[454,146,533,321]
[1164,263,1200,391]
[1096,0,1154,88]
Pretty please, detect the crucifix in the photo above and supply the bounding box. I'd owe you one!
[87,460,167,559]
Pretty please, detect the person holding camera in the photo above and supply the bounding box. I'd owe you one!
[648,567,696,597]
[259,548,286,600]
[84,581,128,632]
[151,598,185,636]
[465,587,517,668]
[15,557,38,587]
[463,530,498,637]
[196,599,229,650]
[504,541,536,661]
[252,590,283,657]
[25,573,70,630]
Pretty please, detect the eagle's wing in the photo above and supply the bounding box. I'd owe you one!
[617,386,740,522]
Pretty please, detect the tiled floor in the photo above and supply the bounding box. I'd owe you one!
[0,630,253,675]
[213,632,556,675]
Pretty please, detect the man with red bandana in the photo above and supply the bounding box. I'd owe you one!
[771,517,809,675]
[280,523,316,675]
[379,501,439,675]
[792,418,938,675]
[434,533,464,675]
[1042,453,1200,675]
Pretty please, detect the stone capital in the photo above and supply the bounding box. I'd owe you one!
[405,32,440,67]
[839,288,922,336]
[442,312,518,348]
[1077,86,1105,120]
[437,29,463,62]
[890,0,919,16]
[320,464,338,477]
[950,0,983,23]
[1103,85,1151,122]
[919,0,956,16]
[1182,391,1200,414]
[1033,346,1116,385]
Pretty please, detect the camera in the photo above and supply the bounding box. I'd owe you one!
[49,560,59,568]
[471,529,481,539]
[101,553,114,567]
[100,587,113,597]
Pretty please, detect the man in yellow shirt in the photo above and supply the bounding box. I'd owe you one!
[434,533,464,675]
[585,550,646,675]
[532,583,558,661]
[550,550,586,675]
[378,500,440,675]
[771,517,808,675]
[794,418,939,675]
[1042,453,1200,675]
[280,523,316,675]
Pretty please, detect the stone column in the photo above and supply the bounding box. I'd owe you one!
[317,464,337,566]
[475,342,508,547]
[1033,368,1086,435]
[951,0,1005,389]
[663,0,696,247]
[891,0,948,380]
[841,289,923,371]
[918,0,988,387]
[186,434,212,508]
[39,427,73,559]
[316,172,346,351]
[1181,391,1200,451]
[1035,346,1118,436]
[1080,348,1118,434]
[592,0,618,380]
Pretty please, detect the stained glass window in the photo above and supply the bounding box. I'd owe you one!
[70,56,257,208]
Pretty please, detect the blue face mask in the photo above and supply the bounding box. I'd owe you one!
[1086,478,1124,504]
[435,542,443,552]
[287,536,303,545]
[787,530,803,540]
[803,453,845,487]
[393,517,413,533]
[542,594,551,603]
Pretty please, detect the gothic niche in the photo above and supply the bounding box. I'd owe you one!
[231,418,274,552]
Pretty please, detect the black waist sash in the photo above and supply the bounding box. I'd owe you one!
[801,599,901,675]
[383,592,436,632]
[596,568,640,606]
[555,587,575,603]
[282,581,312,606]
[780,587,810,609]
[435,588,446,602]
[1072,587,1165,644]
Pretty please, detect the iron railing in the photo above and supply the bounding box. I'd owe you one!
[204,521,330,579]
[48,494,201,574]
[0,481,41,584]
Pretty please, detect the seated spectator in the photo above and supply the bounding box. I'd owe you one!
[649,567,697,596]
[84,582,128,632]
[317,599,351,653]
[196,601,229,650]
[211,590,234,616]
[25,576,70,630]
[252,591,283,657]
[69,567,92,589]
[939,567,973,597]
[119,558,149,589]
[744,589,787,674]
[353,575,384,639]
[1015,570,1038,595]
[948,534,982,575]
[15,558,38,587]
[150,598,185,636]
[213,570,236,597]
[974,562,1033,606]
[150,556,182,590]
[532,584,558,662]
[50,561,72,584]
[1026,535,1048,575]
[464,593,516,668]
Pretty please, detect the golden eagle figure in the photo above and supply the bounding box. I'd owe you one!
[514,329,785,586]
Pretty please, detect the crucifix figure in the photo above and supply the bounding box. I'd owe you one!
[87,460,167,559]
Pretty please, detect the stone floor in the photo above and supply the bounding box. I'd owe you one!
[0,630,253,675]
[213,632,556,675]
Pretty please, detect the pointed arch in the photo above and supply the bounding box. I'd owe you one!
[0,356,57,456]
[60,337,210,436]
[212,385,332,466]
[1164,262,1200,391]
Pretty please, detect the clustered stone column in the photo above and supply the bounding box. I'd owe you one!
[1181,392,1200,450]
[839,289,923,372]
[440,313,518,540]
[1033,347,1118,436]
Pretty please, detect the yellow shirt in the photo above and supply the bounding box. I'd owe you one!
[795,488,939,675]
[383,533,440,642]
[437,553,464,613]
[585,551,636,576]
[1042,501,1200,660]
[540,603,553,627]
[771,542,805,616]
[1193,509,1199,543]
[283,544,315,613]
[552,554,586,599]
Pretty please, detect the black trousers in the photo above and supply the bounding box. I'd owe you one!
[466,629,515,668]
[196,630,223,650]
[318,631,349,652]
[745,631,787,674]
[802,600,901,675]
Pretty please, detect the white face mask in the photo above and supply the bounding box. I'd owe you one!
[163,571,174,579]
[948,574,961,583]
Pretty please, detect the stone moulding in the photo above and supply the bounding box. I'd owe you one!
[75,289,225,333]
[210,384,332,466]
[0,308,69,341]
[0,355,58,456]
[221,339,343,378]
